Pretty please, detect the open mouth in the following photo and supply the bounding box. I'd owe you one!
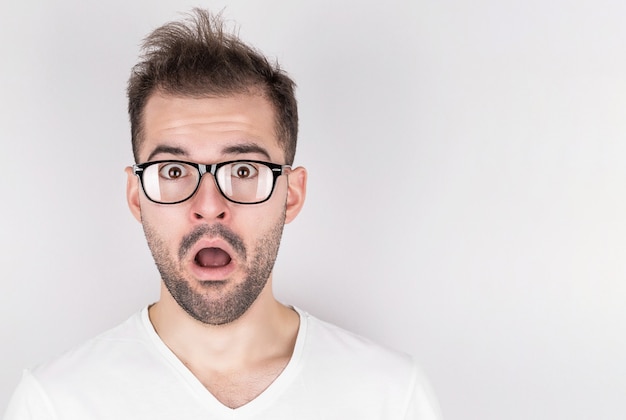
[194,247,232,268]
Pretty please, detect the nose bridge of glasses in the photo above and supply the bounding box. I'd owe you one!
[196,163,225,197]
[197,163,217,177]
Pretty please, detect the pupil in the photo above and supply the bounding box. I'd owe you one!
[237,167,250,177]
[169,167,181,178]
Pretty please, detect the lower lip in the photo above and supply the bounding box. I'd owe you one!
[188,260,237,281]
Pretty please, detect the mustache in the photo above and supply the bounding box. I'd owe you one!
[178,224,246,261]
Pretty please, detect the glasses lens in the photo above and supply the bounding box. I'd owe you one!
[142,162,199,203]
[216,161,274,203]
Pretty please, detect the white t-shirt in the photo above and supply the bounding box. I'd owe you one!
[4,307,442,419]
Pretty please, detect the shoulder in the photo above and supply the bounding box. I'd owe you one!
[4,310,154,419]
[29,309,151,388]
[297,310,416,392]
[294,309,442,419]
[299,310,413,373]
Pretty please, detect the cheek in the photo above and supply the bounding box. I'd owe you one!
[139,201,188,236]
[234,207,283,244]
[248,200,286,226]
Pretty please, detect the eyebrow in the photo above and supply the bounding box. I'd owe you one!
[221,143,272,160]
[146,145,189,162]
[145,142,272,162]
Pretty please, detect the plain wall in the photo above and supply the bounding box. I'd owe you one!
[1,1,625,419]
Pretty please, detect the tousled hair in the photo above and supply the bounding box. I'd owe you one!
[127,9,298,164]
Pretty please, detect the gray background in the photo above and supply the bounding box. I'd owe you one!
[1,0,625,419]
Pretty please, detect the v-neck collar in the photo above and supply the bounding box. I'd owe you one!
[140,306,308,417]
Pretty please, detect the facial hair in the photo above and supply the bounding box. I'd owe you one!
[142,210,286,325]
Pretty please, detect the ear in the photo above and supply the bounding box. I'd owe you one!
[284,166,307,224]
[125,166,142,223]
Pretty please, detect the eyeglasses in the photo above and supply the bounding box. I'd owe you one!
[133,160,290,205]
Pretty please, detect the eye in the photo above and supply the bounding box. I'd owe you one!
[231,162,258,179]
[158,163,188,180]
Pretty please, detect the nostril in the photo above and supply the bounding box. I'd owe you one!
[194,211,225,220]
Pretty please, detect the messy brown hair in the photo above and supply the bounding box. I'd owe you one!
[127,9,298,164]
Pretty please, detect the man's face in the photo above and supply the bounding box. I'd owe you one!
[126,91,306,325]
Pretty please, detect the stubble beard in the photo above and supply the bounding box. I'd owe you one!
[142,209,286,325]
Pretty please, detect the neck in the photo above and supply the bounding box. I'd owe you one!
[148,279,299,371]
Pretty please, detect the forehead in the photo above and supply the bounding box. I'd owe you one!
[139,92,281,163]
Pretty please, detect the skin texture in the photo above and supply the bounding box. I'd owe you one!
[125,91,307,408]
[142,204,286,326]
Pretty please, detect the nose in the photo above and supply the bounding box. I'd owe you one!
[188,173,229,221]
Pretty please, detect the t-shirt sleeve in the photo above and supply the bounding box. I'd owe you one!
[3,370,57,420]
[401,362,443,420]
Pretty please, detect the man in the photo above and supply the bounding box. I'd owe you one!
[4,9,441,419]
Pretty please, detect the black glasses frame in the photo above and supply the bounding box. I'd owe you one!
[133,159,290,205]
